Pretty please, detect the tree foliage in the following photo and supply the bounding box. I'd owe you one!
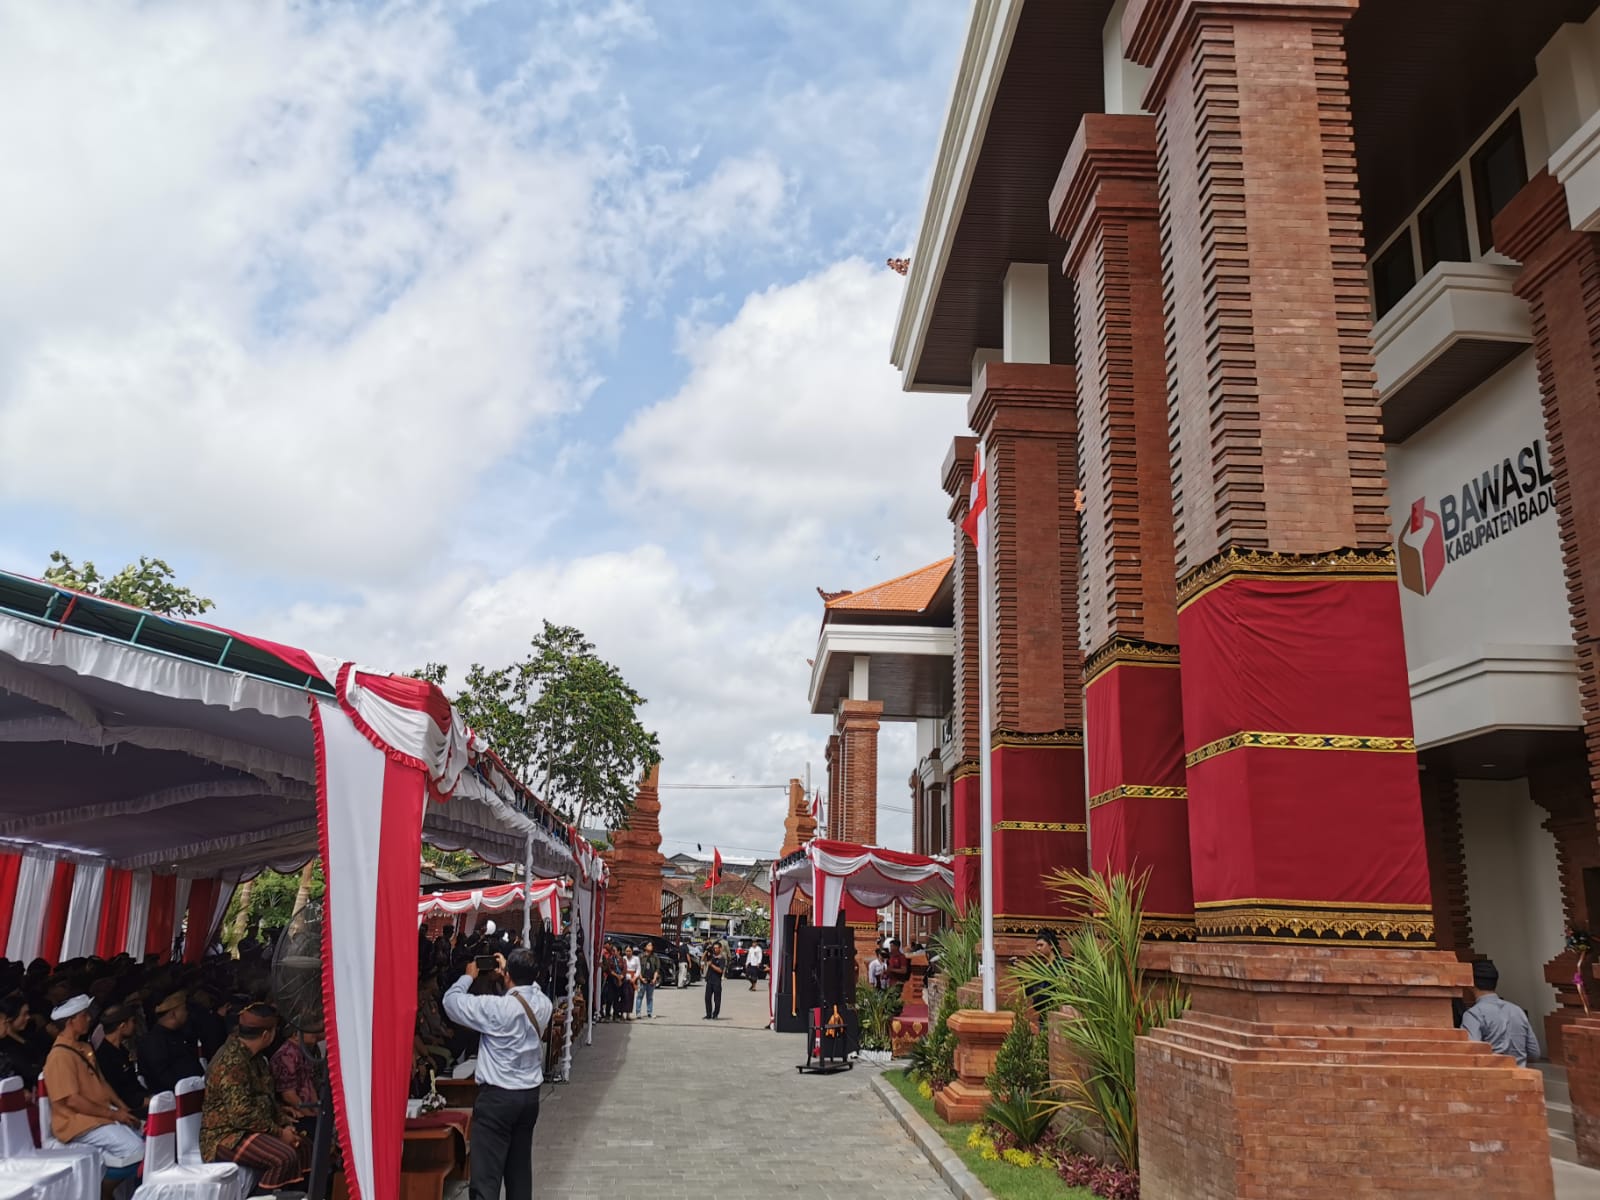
[43,552,215,617]
[413,621,660,831]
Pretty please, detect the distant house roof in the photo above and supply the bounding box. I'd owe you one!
[822,558,953,616]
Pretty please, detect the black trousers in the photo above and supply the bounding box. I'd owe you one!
[470,1083,541,1200]
[704,973,722,1017]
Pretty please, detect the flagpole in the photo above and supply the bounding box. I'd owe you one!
[976,454,998,1014]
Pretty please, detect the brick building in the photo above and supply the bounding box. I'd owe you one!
[803,0,1600,1193]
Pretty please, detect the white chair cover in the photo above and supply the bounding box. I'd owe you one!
[171,1080,248,1200]
[0,1178,45,1200]
[0,1076,96,1200]
[34,1074,103,1198]
[131,1093,230,1200]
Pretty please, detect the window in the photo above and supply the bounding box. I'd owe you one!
[1372,231,1418,320]
[1472,113,1528,253]
[1419,175,1471,270]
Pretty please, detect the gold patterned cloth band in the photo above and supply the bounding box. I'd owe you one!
[1084,638,1181,685]
[1185,730,1415,769]
[1087,783,1187,810]
[994,821,1086,833]
[1194,899,1434,943]
[1177,545,1397,610]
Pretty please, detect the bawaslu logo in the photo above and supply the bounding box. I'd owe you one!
[1396,436,1557,596]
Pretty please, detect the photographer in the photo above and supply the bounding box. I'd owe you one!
[442,949,553,1200]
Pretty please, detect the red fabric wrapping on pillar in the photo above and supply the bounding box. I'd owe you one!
[1178,574,1430,924]
[0,853,20,953]
[146,873,177,960]
[96,869,133,958]
[951,772,980,911]
[1086,663,1193,928]
[990,742,1087,930]
[41,861,75,964]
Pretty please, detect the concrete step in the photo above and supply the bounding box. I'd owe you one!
[1541,1061,1573,1107]
[1551,1125,1580,1166]
[1550,1097,1576,1140]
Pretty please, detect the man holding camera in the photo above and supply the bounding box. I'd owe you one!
[442,949,553,1200]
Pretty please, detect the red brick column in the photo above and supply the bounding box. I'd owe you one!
[1417,768,1474,961]
[942,436,983,910]
[1495,171,1600,1083]
[833,698,881,848]
[1053,112,1193,939]
[969,362,1088,937]
[1123,1,1551,1194]
[824,733,842,841]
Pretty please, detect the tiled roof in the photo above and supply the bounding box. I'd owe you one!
[823,558,952,614]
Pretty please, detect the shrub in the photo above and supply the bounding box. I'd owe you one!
[986,1001,1048,1100]
[925,981,961,1088]
[1009,869,1187,1168]
[856,982,903,1052]
[984,1088,1055,1148]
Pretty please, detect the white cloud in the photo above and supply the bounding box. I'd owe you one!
[0,2,787,579]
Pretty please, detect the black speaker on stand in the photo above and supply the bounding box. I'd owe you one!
[797,923,858,1074]
[774,914,808,1033]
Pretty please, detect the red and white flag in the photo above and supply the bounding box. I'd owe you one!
[960,444,988,545]
[809,788,821,820]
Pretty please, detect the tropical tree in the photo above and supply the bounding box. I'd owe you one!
[1008,869,1189,1168]
[412,622,660,832]
[42,552,214,617]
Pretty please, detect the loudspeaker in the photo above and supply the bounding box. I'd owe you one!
[774,915,807,1033]
[817,939,852,1008]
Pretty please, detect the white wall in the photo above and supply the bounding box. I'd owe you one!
[1458,778,1567,1029]
[1387,351,1568,664]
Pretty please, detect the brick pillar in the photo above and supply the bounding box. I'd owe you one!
[1123,1,1552,1195]
[1529,758,1600,1063]
[833,699,881,847]
[1494,170,1600,1078]
[824,733,842,841]
[1052,112,1194,940]
[942,436,983,910]
[1417,768,1474,961]
[969,362,1088,938]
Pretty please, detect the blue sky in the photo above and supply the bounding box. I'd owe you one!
[0,1,970,860]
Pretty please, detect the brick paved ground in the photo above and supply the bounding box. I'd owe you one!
[531,976,953,1200]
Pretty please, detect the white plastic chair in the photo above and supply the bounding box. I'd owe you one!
[130,1092,228,1200]
[171,1079,250,1200]
[33,1073,105,1198]
[0,1076,89,1200]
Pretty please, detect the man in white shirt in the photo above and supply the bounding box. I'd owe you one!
[746,941,765,990]
[441,949,554,1200]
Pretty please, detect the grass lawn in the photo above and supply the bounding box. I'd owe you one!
[884,1069,1095,1200]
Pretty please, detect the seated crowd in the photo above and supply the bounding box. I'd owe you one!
[0,942,317,1193]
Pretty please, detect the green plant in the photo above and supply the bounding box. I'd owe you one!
[924,889,981,987]
[907,1031,938,1080]
[926,981,961,1087]
[1009,869,1188,1168]
[856,983,904,1052]
[988,1001,1049,1100]
[985,1088,1056,1149]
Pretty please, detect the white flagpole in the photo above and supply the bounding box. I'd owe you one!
[975,449,998,1014]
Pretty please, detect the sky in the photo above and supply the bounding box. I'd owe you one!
[0,1,970,864]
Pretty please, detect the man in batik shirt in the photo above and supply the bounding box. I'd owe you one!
[201,1003,305,1191]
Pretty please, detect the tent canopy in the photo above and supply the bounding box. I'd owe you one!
[0,568,607,1200]
[418,879,566,934]
[768,838,951,1023]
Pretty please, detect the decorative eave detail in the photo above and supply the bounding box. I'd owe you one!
[1084,638,1181,686]
[990,728,1084,750]
[890,0,1024,393]
[1176,546,1396,610]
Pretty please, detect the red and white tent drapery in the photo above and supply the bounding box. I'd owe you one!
[0,573,599,1200]
[418,880,565,935]
[767,838,952,1024]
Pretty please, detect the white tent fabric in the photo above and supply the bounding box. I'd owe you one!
[0,580,603,1200]
[768,838,952,1025]
[418,880,565,934]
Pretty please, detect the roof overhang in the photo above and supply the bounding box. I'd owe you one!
[891,0,1112,392]
[808,624,954,720]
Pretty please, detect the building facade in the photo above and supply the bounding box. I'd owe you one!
[802,0,1600,1193]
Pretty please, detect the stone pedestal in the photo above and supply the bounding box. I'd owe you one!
[1566,1016,1600,1168]
[934,1008,1016,1123]
[1137,944,1554,1199]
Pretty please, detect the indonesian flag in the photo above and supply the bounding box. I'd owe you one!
[809,789,821,819]
[961,445,988,544]
[703,847,723,890]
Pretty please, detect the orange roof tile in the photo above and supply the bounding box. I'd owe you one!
[824,558,952,614]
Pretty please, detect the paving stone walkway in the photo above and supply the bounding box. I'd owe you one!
[533,976,954,1199]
